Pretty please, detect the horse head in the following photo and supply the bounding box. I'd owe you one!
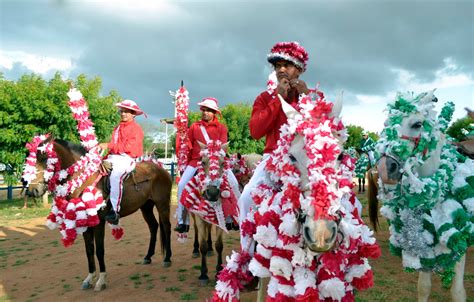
[277,91,348,252]
[197,140,229,202]
[377,90,449,186]
[23,136,86,198]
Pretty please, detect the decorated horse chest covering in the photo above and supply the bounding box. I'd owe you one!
[377,93,473,286]
[354,154,369,179]
[214,88,380,301]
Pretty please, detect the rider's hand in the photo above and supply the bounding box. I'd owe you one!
[277,77,291,99]
[290,79,309,95]
[98,143,109,150]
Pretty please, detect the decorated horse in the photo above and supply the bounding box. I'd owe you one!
[180,140,240,285]
[214,90,380,301]
[22,89,173,291]
[230,153,263,191]
[373,90,473,301]
[354,150,370,194]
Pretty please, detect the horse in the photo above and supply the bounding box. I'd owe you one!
[230,153,263,191]
[180,140,240,285]
[374,90,472,302]
[214,91,380,301]
[26,138,173,291]
[354,151,370,193]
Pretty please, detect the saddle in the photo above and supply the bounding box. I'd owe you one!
[100,161,153,196]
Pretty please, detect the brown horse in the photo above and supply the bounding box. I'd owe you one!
[27,138,172,291]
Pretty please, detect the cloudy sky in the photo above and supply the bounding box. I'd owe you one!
[1,0,473,133]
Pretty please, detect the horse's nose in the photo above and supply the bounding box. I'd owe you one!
[378,156,402,184]
[204,186,220,202]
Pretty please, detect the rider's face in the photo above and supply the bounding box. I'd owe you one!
[200,107,216,122]
[273,60,301,82]
[119,108,135,122]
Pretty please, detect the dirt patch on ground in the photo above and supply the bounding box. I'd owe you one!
[1,194,473,302]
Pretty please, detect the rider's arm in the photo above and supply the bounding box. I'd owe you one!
[249,93,281,140]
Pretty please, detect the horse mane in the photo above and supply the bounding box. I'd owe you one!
[55,139,87,157]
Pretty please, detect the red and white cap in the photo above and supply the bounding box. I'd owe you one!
[115,99,144,115]
[267,41,309,71]
[197,97,220,113]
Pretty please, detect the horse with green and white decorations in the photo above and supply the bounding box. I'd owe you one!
[374,90,473,302]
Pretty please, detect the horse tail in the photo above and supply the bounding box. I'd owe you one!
[367,168,380,232]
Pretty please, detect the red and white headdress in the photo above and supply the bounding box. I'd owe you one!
[267,41,309,71]
[115,99,144,115]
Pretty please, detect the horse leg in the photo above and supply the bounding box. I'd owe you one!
[358,178,362,193]
[256,278,269,302]
[192,217,200,258]
[140,200,158,265]
[215,227,223,279]
[362,176,366,192]
[450,254,466,302]
[81,227,96,290]
[417,271,432,302]
[196,218,210,285]
[93,221,107,291]
[207,228,214,257]
[156,202,173,267]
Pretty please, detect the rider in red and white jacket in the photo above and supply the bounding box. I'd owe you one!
[99,100,144,224]
[175,97,237,233]
[239,42,310,253]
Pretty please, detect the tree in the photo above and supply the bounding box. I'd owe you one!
[447,116,473,141]
[0,73,120,184]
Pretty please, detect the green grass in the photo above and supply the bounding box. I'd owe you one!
[180,293,197,300]
[0,198,50,226]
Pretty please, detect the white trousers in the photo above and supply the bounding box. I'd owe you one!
[367,150,375,165]
[105,154,136,212]
[176,166,198,225]
[176,165,241,225]
[238,154,270,252]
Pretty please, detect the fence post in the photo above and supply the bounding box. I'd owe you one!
[170,162,175,181]
[7,185,13,200]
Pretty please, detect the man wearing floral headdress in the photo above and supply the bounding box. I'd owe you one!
[239,41,310,253]
[359,130,376,166]
[99,100,145,224]
[175,97,239,233]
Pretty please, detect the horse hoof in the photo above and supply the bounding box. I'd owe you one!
[192,252,200,258]
[162,261,172,268]
[81,282,92,290]
[143,258,152,265]
[199,278,209,286]
[206,251,214,257]
[94,283,106,291]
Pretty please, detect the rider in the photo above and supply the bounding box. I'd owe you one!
[175,97,238,233]
[99,100,145,224]
[360,131,376,166]
[238,41,310,252]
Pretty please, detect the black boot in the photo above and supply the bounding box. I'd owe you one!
[174,224,189,233]
[105,210,119,225]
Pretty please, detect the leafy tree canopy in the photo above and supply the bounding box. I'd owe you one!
[0,72,121,184]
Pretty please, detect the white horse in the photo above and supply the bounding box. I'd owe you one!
[376,90,472,302]
[214,91,380,301]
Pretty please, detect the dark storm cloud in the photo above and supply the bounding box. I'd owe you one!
[1,0,472,120]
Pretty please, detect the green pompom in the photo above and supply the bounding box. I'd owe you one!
[389,243,402,257]
[452,209,469,229]
[440,268,455,288]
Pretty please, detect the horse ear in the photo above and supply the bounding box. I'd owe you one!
[278,94,302,120]
[221,142,229,152]
[420,89,437,104]
[197,141,207,150]
[330,90,343,118]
